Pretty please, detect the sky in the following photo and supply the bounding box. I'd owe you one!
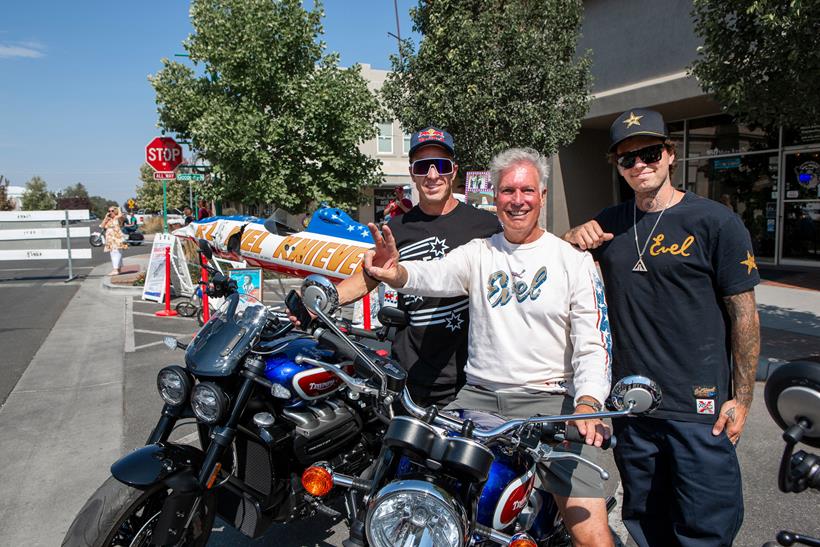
[0,0,418,205]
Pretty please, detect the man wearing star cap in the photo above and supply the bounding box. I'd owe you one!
[562,107,761,546]
[363,147,615,547]
[299,126,500,407]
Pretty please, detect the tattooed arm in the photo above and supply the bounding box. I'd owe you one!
[712,289,760,443]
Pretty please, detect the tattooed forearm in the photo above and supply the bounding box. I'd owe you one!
[723,289,760,407]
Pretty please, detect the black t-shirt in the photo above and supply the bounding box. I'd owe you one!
[593,192,760,423]
[387,202,501,406]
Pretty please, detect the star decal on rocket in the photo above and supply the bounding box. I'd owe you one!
[444,311,464,332]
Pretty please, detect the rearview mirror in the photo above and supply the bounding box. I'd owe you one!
[609,375,662,415]
[301,275,339,315]
[377,306,407,328]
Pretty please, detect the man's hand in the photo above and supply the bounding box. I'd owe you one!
[562,220,613,251]
[570,400,611,447]
[712,399,750,445]
[363,224,407,288]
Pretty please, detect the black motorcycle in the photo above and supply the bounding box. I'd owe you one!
[63,244,388,546]
[763,360,820,547]
[288,275,663,547]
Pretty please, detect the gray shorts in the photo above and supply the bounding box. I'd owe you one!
[444,385,606,499]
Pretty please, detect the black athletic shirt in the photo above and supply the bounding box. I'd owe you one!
[592,192,760,423]
[387,202,501,406]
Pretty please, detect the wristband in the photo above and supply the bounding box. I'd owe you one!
[576,400,603,412]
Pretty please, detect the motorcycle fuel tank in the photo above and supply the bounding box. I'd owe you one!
[263,336,351,407]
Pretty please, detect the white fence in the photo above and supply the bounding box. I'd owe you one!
[0,210,91,280]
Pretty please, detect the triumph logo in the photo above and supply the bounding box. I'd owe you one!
[309,379,336,392]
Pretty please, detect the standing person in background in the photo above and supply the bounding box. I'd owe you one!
[102,206,128,276]
[288,127,501,407]
[563,108,760,547]
[182,206,195,225]
[197,199,211,221]
[382,185,412,222]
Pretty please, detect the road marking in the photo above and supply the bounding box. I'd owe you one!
[134,328,197,337]
[132,310,196,320]
[0,267,94,272]
[0,281,82,288]
[125,297,135,353]
[133,340,166,351]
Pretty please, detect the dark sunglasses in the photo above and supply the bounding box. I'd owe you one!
[616,143,665,169]
[410,157,454,176]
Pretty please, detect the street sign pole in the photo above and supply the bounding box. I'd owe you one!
[189,181,193,211]
[162,179,168,233]
[64,210,76,282]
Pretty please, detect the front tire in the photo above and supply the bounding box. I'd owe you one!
[62,475,215,547]
[89,234,103,247]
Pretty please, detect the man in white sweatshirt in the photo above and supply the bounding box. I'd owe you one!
[363,147,614,547]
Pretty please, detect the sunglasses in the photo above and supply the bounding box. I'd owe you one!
[616,143,665,169]
[410,157,454,176]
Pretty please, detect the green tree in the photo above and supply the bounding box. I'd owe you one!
[59,183,90,200]
[0,176,16,211]
[21,176,56,210]
[150,0,384,213]
[691,0,820,128]
[56,182,92,210]
[134,163,188,212]
[381,0,592,171]
[88,196,118,219]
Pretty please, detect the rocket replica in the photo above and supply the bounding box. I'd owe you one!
[172,207,375,282]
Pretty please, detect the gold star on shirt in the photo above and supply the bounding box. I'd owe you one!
[623,112,643,128]
[740,251,757,274]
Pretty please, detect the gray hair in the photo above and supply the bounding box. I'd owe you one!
[489,147,550,194]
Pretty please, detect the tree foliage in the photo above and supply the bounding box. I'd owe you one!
[381,0,592,171]
[150,0,384,213]
[135,163,190,213]
[0,176,16,211]
[21,176,56,211]
[691,0,820,128]
[88,196,118,219]
[56,182,92,211]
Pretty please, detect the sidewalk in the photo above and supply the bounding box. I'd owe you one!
[0,259,132,546]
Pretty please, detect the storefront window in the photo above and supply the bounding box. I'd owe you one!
[687,114,778,158]
[686,152,779,260]
[784,125,820,147]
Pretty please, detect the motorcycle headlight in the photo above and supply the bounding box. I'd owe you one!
[365,480,467,547]
[191,382,228,424]
[156,366,192,406]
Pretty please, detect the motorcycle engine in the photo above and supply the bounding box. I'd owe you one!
[282,398,364,465]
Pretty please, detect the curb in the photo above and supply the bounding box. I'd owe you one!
[102,276,144,295]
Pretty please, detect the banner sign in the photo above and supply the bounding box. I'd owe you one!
[0,210,90,222]
[0,249,92,261]
[0,227,90,241]
[142,233,194,302]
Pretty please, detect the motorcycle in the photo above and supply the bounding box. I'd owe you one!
[89,226,145,247]
[762,360,820,547]
[63,242,388,546]
[289,275,663,547]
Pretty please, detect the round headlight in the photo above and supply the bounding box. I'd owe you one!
[365,480,467,547]
[191,382,228,424]
[156,366,191,406]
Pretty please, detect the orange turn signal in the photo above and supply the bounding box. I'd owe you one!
[302,465,334,497]
[206,462,222,490]
[509,533,537,547]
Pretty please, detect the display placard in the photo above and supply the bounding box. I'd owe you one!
[228,268,263,300]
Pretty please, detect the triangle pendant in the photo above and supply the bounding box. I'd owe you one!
[632,258,648,272]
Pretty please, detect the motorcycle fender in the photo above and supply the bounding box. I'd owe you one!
[111,442,205,488]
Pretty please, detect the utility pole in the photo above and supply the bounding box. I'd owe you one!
[388,0,403,64]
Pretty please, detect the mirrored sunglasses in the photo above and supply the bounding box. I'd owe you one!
[617,143,664,169]
[411,157,454,176]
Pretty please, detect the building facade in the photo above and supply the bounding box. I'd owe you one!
[551,0,820,267]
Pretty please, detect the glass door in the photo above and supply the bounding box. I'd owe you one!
[781,149,820,264]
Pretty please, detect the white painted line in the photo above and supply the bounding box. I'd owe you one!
[0,281,82,288]
[134,328,197,337]
[133,340,165,351]
[175,432,200,445]
[124,297,135,353]
[0,266,94,272]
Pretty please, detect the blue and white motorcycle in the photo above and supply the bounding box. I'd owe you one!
[291,275,663,547]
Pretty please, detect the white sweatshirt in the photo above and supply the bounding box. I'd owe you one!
[401,231,612,405]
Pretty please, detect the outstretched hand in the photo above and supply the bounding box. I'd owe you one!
[563,220,614,251]
[363,223,406,288]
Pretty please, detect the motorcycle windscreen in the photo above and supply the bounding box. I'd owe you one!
[185,293,267,376]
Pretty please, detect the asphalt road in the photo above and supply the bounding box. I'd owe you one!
[0,223,143,406]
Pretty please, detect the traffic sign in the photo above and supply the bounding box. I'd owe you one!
[153,172,176,180]
[176,173,205,182]
[145,136,184,172]
[127,198,136,210]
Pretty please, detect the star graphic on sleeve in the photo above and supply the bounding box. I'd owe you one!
[444,311,464,332]
[430,237,449,258]
[740,250,757,274]
[623,112,643,128]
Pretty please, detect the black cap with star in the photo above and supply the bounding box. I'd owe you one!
[609,108,669,152]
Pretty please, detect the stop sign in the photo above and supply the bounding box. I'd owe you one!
[145,137,184,172]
